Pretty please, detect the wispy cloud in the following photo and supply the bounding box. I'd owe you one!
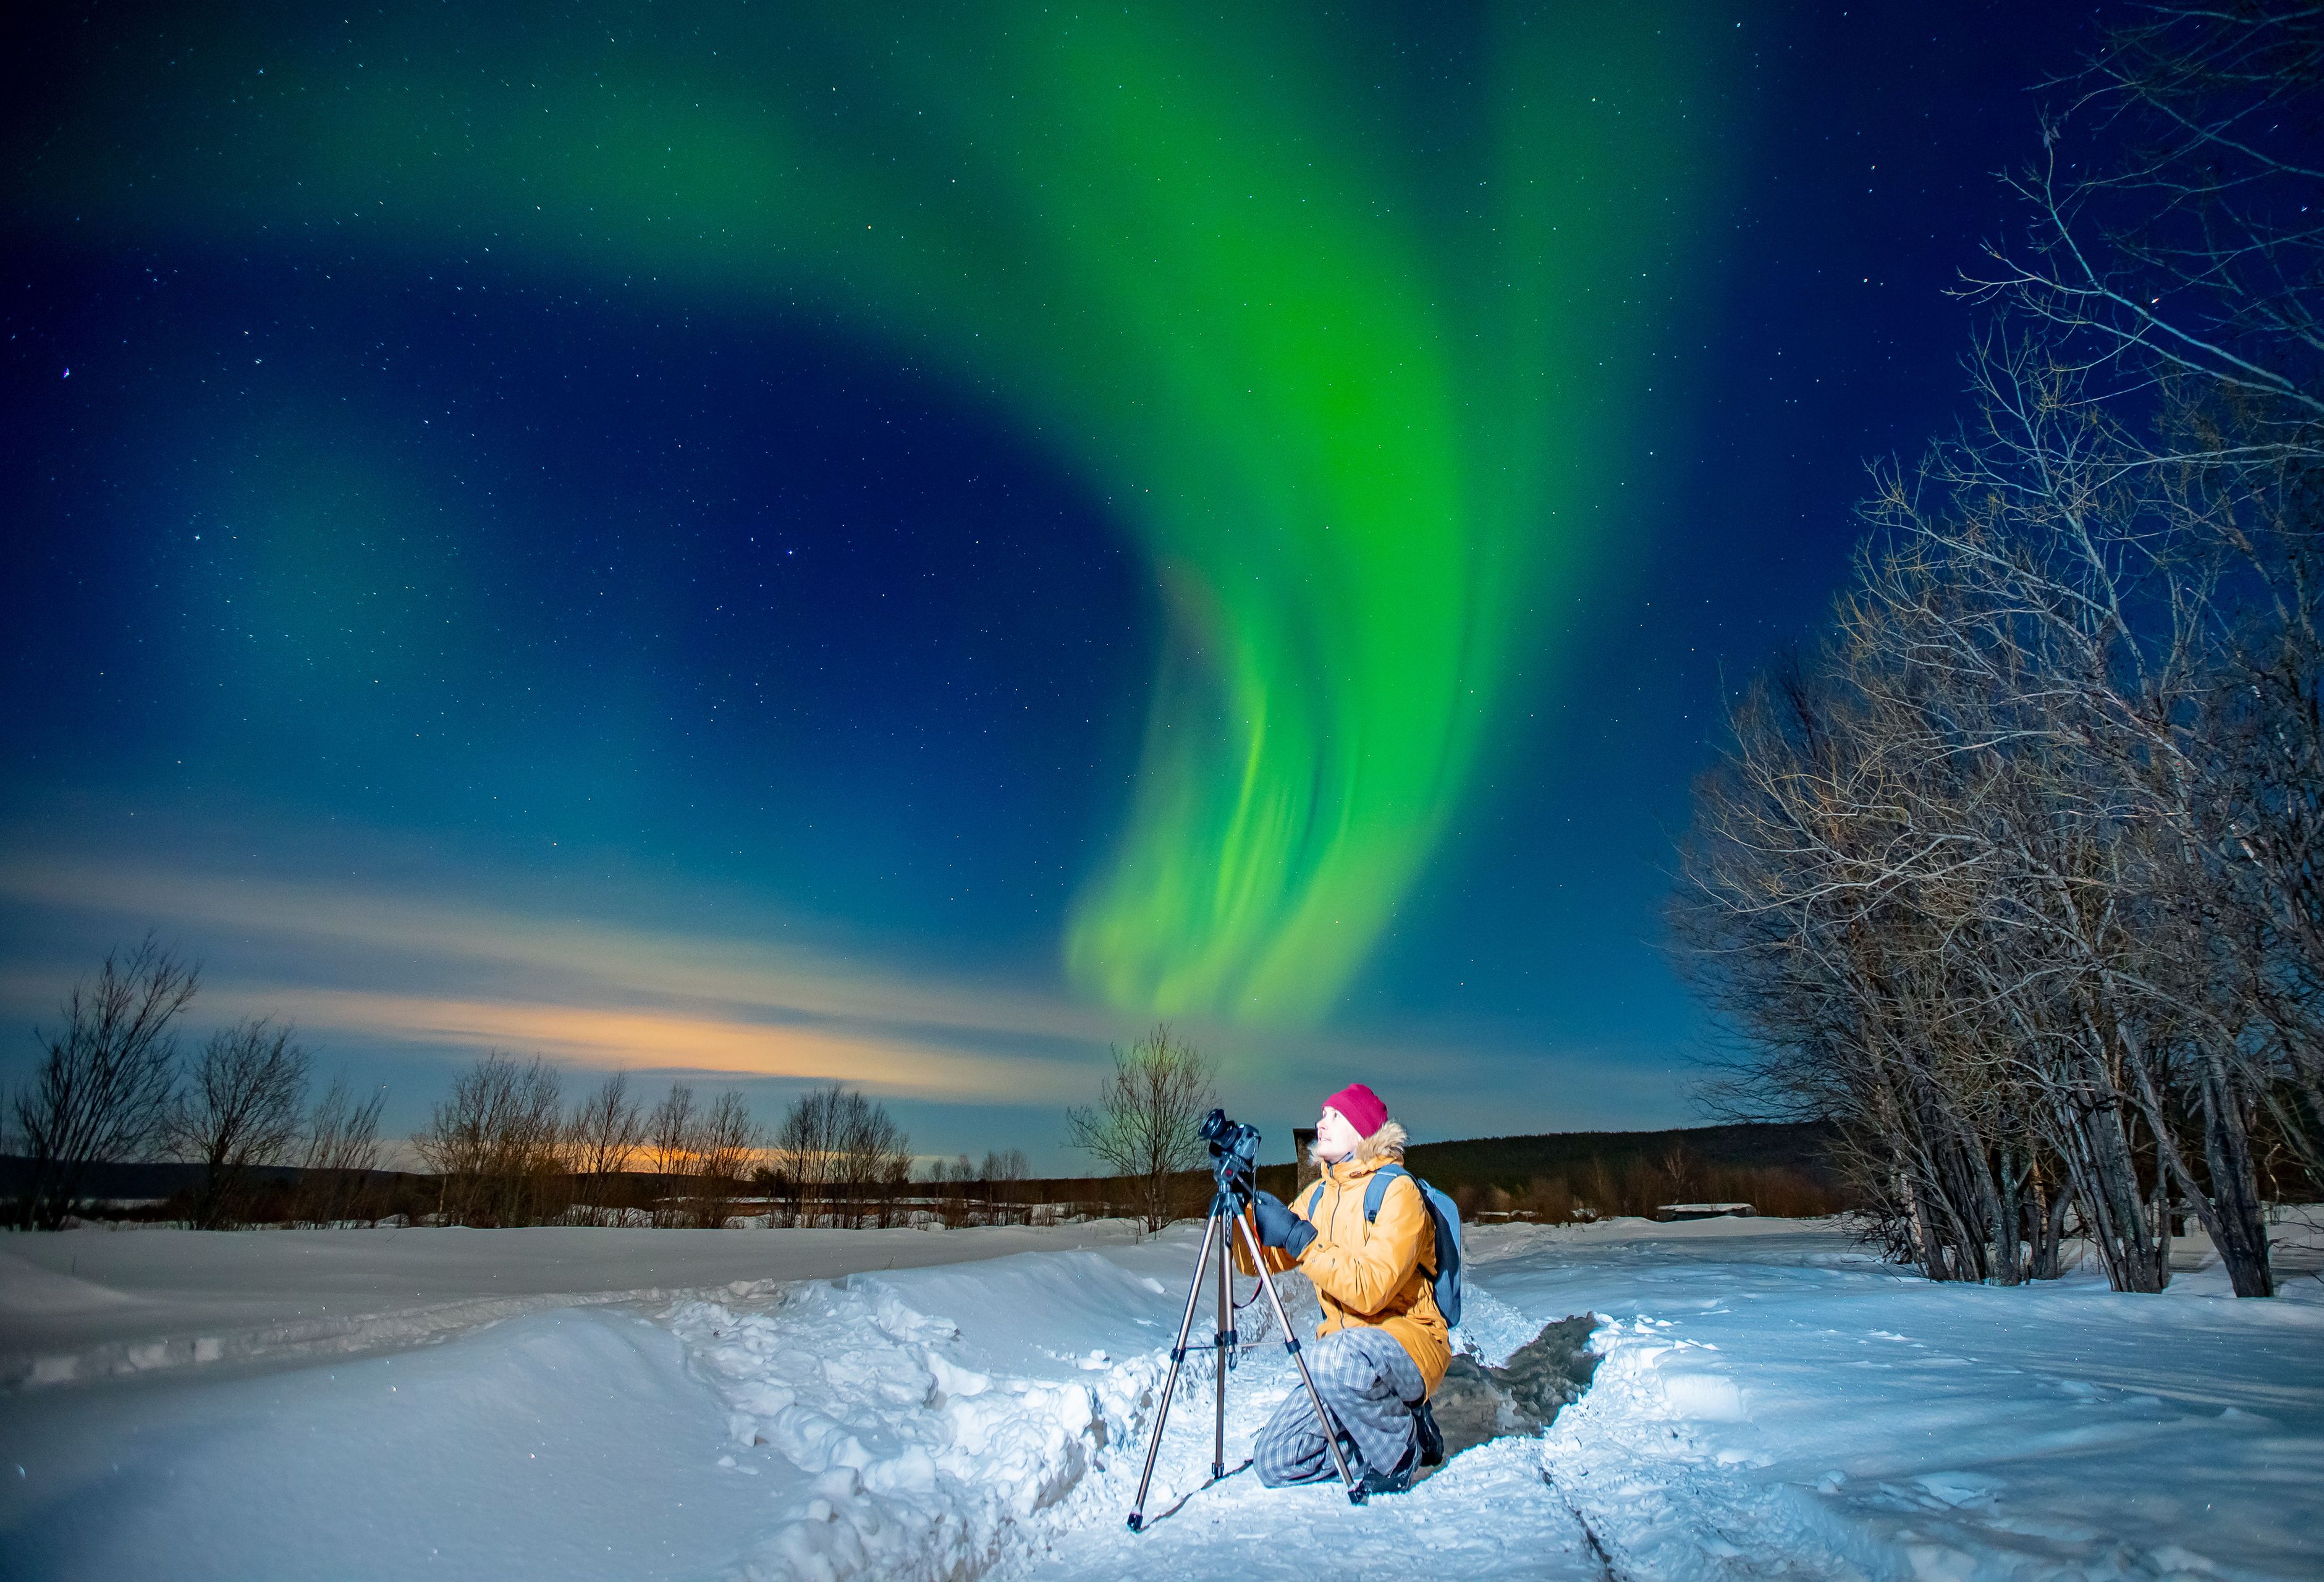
[218,989,1086,1098]
[0,834,1691,1139]
[0,848,1120,1101]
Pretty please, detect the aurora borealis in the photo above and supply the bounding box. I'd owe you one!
[3,3,2103,1155]
[16,4,1705,1024]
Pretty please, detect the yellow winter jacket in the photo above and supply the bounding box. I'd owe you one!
[1238,1128,1450,1395]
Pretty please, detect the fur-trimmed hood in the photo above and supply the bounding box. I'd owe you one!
[1309,1118,1406,1169]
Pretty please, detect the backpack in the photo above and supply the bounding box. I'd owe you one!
[1301,1162,1464,1327]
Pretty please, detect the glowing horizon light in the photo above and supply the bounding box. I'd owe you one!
[19,3,1718,1028]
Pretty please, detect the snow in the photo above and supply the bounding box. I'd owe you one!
[4,1214,2320,1580]
[2,1308,771,1581]
[0,1220,1145,1389]
[1494,1214,2324,1582]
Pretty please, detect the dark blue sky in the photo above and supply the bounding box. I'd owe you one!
[1,2,2105,1166]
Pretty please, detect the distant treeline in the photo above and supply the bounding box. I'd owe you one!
[0,1156,428,1226]
[1400,1122,1846,1221]
[863,1119,1851,1226]
[1,1120,1850,1229]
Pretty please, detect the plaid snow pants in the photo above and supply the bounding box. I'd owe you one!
[1252,1326,1425,1487]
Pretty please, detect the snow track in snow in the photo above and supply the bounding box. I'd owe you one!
[653,1239,1604,1581]
[662,1271,1152,1582]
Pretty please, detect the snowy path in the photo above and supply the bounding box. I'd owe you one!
[4,1215,2320,1580]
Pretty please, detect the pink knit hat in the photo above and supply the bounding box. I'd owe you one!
[1321,1083,1388,1138]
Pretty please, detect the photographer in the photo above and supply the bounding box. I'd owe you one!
[1239,1083,1447,1494]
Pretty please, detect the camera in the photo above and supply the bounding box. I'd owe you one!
[1199,1107,1261,1198]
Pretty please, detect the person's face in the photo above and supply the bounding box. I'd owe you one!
[1315,1104,1363,1162]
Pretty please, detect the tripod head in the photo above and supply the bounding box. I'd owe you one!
[1199,1107,1261,1206]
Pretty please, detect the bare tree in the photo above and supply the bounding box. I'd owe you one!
[772,1085,838,1227]
[1969,2,2323,433]
[412,1052,564,1226]
[566,1072,645,1225]
[1676,564,2187,1290]
[924,1152,977,1227]
[9,936,197,1230]
[1065,1025,1214,1232]
[167,1019,310,1230]
[688,1089,764,1228]
[772,1085,909,1227]
[1968,2,2324,1236]
[835,1089,911,1228]
[296,1077,387,1225]
[982,1147,1031,1225]
[882,1149,916,1226]
[646,1082,701,1227]
[1675,1,2321,1299]
[1656,1142,1701,1208]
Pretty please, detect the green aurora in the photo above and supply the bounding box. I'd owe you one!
[20,3,1716,1025]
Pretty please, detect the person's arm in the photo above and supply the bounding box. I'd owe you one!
[1238,1191,1306,1275]
[1294,1175,1427,1318]
[1233,1204,1299,1276]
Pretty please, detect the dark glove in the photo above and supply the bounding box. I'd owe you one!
[1251,1190,1317,1257]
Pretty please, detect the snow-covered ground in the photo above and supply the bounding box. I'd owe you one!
[0,1220,1144,1389]
[2,1214,2318,1581]
[1506,1216,2324,1581]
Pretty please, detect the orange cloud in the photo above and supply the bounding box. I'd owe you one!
[1,840,1511,1116]
[0,849,1119,1103]
[237,986,1078,1099]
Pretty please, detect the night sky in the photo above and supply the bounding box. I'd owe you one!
[2,2,2102,1167]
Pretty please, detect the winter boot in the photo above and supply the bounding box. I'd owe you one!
[1412,1397,1444,1468]
[1359,1439,1419,1495]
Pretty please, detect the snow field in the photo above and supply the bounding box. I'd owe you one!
[0,1306,781,1581]
[7,1214,2317,1581]
[0,1221,1146,1390]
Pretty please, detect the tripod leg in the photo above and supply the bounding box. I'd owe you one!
[1212,1213,1231,1479]
[1126,1210,1223,1532]
[1233,1212,1367,1504]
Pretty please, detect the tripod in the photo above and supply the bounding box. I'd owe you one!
[1125,1174,1364,1531]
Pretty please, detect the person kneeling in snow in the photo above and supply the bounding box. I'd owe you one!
[1240,1082,1447,1494]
